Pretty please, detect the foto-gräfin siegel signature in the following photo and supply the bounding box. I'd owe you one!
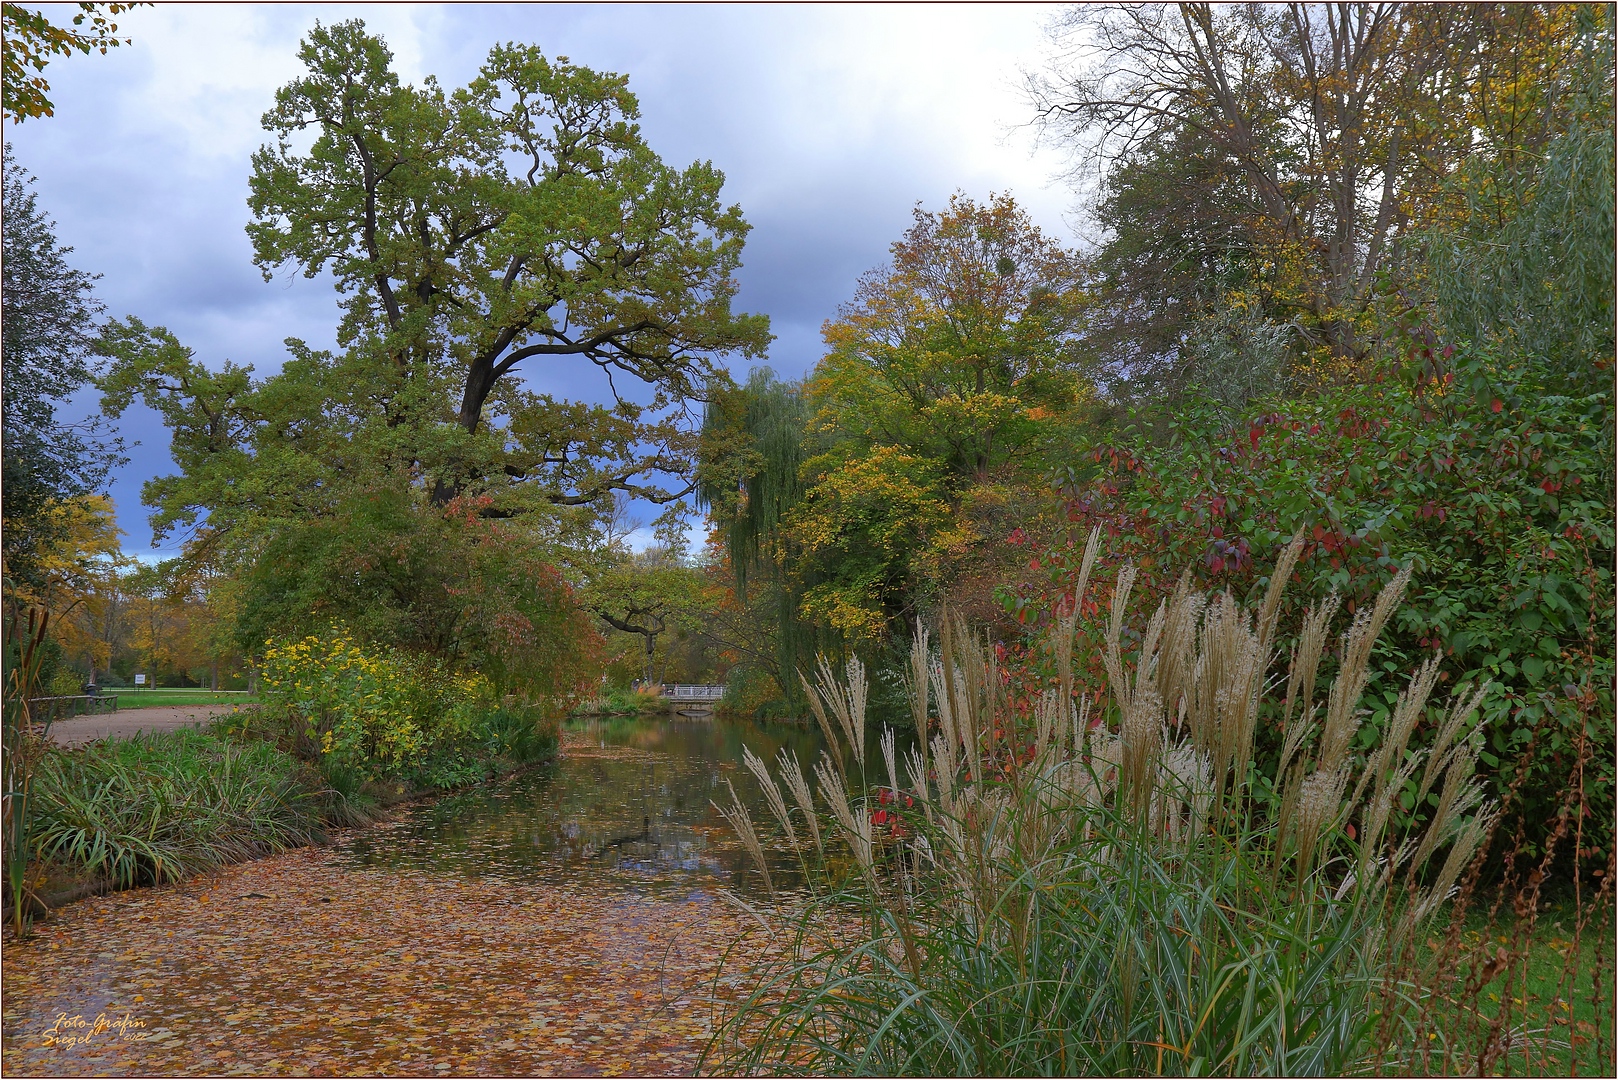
[40,1011,147,1049]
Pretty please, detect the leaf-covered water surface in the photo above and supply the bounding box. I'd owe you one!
[1,720,811,1076]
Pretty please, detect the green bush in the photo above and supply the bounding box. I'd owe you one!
[258,629,558,800]
[259,629,493,782]
[32,729,324,889]
[476,703,559,764]
[1018,348,1613,869]
[571,685,666,717]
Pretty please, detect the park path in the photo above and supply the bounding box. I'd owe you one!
[1,844,765,1076]
[47,705,241,748]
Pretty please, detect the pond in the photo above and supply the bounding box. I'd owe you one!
[2,714,920,1075]
[338,715,875,899]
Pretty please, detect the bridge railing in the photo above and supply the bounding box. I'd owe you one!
[660,684,726,701]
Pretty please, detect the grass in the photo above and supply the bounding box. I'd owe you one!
[704,531,1614,1076]
[23,700,562,896]
[110,690,258,709]
[30,727,325,889]
[1412,893,1615,1075]
[570,686,667,717]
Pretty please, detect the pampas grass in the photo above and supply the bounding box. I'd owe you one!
[708,537,1500,1076]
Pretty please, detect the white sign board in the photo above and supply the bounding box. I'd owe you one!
[135,673,147,686]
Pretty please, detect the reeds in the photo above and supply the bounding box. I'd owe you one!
[708,539,1503,1075]
[3,608,53,936]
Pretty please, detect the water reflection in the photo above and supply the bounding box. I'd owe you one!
[339,715,862,898]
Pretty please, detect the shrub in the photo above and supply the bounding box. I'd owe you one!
[710,536,1519,1075]
[474,703,559,764]
[258,629,558,797]
[260,630,492,783]
[1017,347,1613,871]
[570,685,667,717]
[238,487,603,712]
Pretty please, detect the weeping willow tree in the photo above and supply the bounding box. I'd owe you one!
[1422,13,1613,493]
[1423,11,1613,384]
[696,368,830,710]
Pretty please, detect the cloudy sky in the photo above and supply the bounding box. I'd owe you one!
[8,2,1084,556]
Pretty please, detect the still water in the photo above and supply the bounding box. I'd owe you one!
[338,715,841,899]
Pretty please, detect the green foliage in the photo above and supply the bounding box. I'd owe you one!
[698,368,813,599]
[812,193,1091,482]
[475,703,559,764]
[788,446,953,643]
[31,728,323,889]
[3,608,53,935]
[580,546,708,685]
[697,369,824,707]
[699,194,1095,673]
[227,17,768,511]
[2,148,124,588]
[260,630,490,782]
[569,685,666,717]
[256,628,558,800]
[1021,346,1614,866]
[1,2,140,123]
[237,485,601,708]
[1425,62,1615,392]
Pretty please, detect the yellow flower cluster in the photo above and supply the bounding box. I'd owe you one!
[261,628,493,777]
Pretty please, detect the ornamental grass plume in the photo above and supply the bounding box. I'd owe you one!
[712,778,773,897]
[709,535,1508,1076]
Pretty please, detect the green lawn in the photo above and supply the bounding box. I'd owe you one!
[109,690,259,709]
[1417,895,1616,1076]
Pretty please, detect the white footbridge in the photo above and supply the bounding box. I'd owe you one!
[660,684,725,717]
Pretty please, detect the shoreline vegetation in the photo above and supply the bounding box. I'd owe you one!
[708,535,1615,1075]
[7,722,556,926]
[4,691,561,926]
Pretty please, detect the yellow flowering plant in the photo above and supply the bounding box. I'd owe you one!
[260,628,495,782]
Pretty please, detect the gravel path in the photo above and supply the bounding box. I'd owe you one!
[47,706,243,748]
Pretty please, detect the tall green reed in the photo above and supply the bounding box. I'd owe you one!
[708,531,1501,1075]
[3,608,53,937]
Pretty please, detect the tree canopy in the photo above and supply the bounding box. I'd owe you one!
[100,18,770,561]
[2,147,124,590]
[1,2,138,122]
[246,20,769,502]
[701,193,1094,653]
[1032,2,1610,390]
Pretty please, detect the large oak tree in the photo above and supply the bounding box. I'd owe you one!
[101,20,770,561]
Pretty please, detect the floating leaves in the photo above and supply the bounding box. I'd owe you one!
[2,847,759,1076]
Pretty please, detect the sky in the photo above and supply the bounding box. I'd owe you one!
[6,2,1083,557]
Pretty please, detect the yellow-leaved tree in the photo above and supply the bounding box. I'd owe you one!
[784,192,1095,642]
